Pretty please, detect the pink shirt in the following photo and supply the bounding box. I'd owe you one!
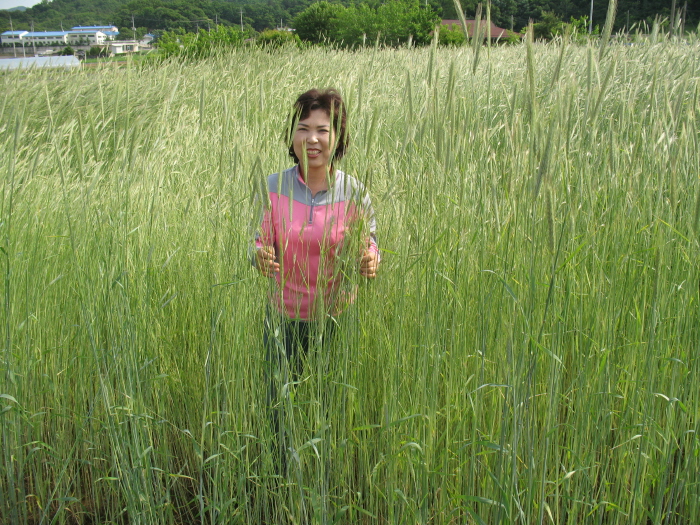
[254,166,378,320]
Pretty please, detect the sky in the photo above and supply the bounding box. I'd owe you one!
[0,0,42,12]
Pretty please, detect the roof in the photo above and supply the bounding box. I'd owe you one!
[71,26,116,31]
[66,31,105,35]
[2,31,28,36]
[441,19,520,39]
[24,32,68,37]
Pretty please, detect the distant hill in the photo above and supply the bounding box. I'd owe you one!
[5,6,28,10]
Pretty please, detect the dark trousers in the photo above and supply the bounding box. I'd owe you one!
[263,309,335,476]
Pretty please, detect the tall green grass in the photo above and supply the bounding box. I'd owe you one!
[1,40,699,524]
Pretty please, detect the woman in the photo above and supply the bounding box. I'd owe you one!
[253,88,379,345]
[252,88,379,472]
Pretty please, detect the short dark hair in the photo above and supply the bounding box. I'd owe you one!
[288,88,349,163]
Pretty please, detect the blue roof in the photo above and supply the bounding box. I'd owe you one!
[71,26,115,30]
[104,31,119,36]
[25,32,68,37]
[2,31,28,36]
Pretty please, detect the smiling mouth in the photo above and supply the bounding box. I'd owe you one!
[306,149,321,157]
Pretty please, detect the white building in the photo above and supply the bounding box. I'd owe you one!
[109,41,139,54]
[70,25,119,34]
[2,30,70,46]
[21,32,69,46]
[2,29,115,48]
[1,30,28,45]
[67,31,107,45]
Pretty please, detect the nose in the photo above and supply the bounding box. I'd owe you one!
[307,130,319,143]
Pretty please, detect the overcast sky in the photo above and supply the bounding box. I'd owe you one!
[1,0,42,13]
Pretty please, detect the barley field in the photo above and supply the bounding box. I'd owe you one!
[1,36,699,524]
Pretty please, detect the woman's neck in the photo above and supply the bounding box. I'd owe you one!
[301,165,333,195]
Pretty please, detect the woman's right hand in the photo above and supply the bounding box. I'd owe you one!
[256,246,280,277]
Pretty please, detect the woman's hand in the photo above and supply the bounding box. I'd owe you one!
[256,246,279,277]
[360,249,379,279]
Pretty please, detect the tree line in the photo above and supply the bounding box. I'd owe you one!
[2,0,697,43]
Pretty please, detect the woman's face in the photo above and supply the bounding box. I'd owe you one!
[293,109,335,175]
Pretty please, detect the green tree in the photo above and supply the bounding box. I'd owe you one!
[293,1,343,44]
[256,28,301,48]
[529,10,563,39]
[376,0,438,45]
[329,0,438,48]
[87,45,107,57]
[156,24,250,59]
[331,3,375,46]
[439,23,466,45]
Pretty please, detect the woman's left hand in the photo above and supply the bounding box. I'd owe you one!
[360,249,379,279]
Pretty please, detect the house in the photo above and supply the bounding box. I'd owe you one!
[70,25,119,34]
[441,19,520,40]
[109,41,139,55]
[1,30,28,46]
[70,27,118,42]
[20,31,69,46]
[2,27,120,48]
[67,31,108,45]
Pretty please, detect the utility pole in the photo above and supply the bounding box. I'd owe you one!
[240,9,243,32]
[30,20,36,56]
[132,14,136,41]
[9,14,17,58]
[589,0,594,33]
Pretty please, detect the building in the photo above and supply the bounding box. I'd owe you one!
[1,30,28,46]
[2,28,117,48]
[66,31,108,45]
[109,41,139,55]
[70,25,119,34]
[20,31,69,46]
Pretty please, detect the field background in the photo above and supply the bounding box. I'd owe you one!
[1,38,699,524]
